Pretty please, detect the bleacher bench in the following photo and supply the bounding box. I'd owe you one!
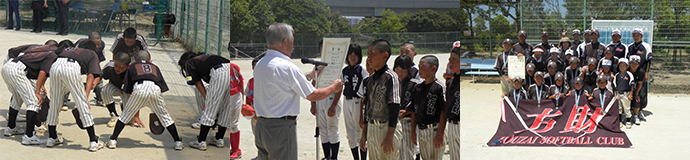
[466,63,499,82]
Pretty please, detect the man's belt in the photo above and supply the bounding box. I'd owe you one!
[259,116,297,120]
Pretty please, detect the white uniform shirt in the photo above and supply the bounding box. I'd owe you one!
[254,49,315,118]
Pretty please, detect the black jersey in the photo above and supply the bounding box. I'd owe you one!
[363,65,401,127]
[445,74,460,121]
[102,66,127,91]
[123,60,169,93]
[183,54,230,85]
[58,47,102,76]
[342,64,368,98]
[14,51,58,79]
[513,42,534,57]
[528,83,550,100]
[409,79,445,125]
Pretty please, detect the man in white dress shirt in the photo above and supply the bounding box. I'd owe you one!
[253,23,343,160]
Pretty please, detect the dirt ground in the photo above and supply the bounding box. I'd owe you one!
[0,29,454,159]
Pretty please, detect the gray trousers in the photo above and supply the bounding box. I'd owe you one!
[255,117,297,160]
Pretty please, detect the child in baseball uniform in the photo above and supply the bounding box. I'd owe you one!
[445,45,461,160]
[341,44,369,160]
[543,61,559,86]
[409,55,446,160]
[180,52,244,158]
[2,48,57,145]
[245,54,265,133]
[523,63,537,89]
[502,77,528,103]
[628,55,645,125]
[43,40,104,151]
[100,52,131,127]
[359,39,401,160]
[176,51,207,129]
[590,75,614,111]
[613,58,634,128]
[566,77,591,104]
[109,27,148,59]
[394,55,419,160]
[582,57,599,93]
[309,42,343,160]
[107,51,183,150]
[528,71,550,105]
[547,72,569,109]
[564,56,581,90]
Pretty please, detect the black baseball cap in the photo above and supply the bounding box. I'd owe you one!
[503,38,513,44]
[541,31,549,37]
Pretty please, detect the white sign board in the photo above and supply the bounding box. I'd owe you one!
[317,38,351,88]
[507,55,525,80]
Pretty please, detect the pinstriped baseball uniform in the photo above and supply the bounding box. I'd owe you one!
[184,55,243,132]
[342,63,368,149]
[5,44,57,64]
[101,62,128,107]
[409,79,445,160]
[397,78,420,159]
[119,61,174,127]
[2,51,57,112]
[445,74,460,160]
[363,65,401,160]
[47,48,102,127]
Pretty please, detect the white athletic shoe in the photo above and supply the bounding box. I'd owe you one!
[4,126,25,136]
[639,113,647,121]
[35,123,47,134]
[634,117,641,125]
[174,141,184,150]
[107,113,118,127]
[107,139,117,149]
[61,106,68,111]
[89,140,105,152]
[191,122,201,129]
[46,137,64,147]
[22,134,42,145]
[209,138,224,148]
[189,140,207,151]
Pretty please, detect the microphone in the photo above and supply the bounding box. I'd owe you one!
[301,57,328,66]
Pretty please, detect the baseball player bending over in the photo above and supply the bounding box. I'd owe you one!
[42,41,103,151]
[179,52,244,158]
[107,51,184,150]
[100,52,131,127]
[2,48,57,145]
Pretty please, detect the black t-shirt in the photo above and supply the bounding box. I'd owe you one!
[342,64,367,98]
[184,54,230,85]
[445,74,460,121]
[123,60,169,93]
[564,66,581,89]
[613,71,634,92]
[102,66,126,91]
[14,51,57,79]
[58,47,102,76]
[409,79,445,125]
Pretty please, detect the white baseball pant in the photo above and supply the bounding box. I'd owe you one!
[2,61,39,112]
[343,97,362,148]
[118,81,175,127]
[47,58,94,127]
[447,121,459,160]
[617,92,631,118]
[316,93,341,143]
[101,83,129,106]
[396,117,415,160]
[417,124,445,160]
[367,121,399,160]
[200,63,242,133]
